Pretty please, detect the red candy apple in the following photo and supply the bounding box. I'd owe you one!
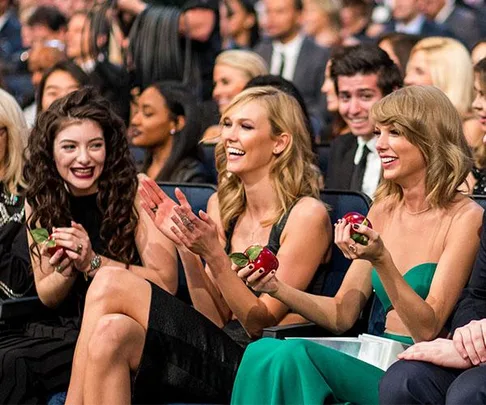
[31,228,66,258]
[229,244,279,276]
[342,212,373,245]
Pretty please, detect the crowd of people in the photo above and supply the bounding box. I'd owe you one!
[0,0,485,404]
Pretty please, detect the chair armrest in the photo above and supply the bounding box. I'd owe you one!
[0,296,43,320]
[262,322,329,339]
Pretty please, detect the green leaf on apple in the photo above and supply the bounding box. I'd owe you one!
[246,245,263,261]
[31,228,49,244]
[229,253,249,267]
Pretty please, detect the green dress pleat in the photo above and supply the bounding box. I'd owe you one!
[231,338,384,405]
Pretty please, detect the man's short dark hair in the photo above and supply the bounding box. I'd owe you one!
[330,44,403,96]
[27,6,68,32]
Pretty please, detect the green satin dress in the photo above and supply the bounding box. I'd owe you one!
[231,263,437,405]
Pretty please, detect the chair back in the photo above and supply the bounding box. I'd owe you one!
[200,144,217,184]
[471,195,486,211]
[319,189,372,297]
[316,143,330,176]
[158,182,217,304]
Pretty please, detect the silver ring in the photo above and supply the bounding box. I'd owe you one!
[181,216,193,227]
[151,205,158,214]
[55,264,64,273]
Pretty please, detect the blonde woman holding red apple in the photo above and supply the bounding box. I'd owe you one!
[232,85,484,405]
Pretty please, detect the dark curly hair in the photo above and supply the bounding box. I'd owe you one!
[25,87,139,266]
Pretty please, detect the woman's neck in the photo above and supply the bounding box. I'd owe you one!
[148,140,173,179]
[242,176,278,222]
[400,180,430,214]
[232,31,251,48]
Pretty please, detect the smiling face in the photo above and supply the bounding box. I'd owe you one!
[221,100,283,180]
[53,119,106,196]
[337,73,383,140]
[213,64,250,114]
[264,0,301,42]
[41,70,81,112]
[375,123,426,185]
[130,86,176,150]
[473,73,486,133]
[404,50,433,86]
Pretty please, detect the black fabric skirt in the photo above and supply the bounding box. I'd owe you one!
[0,317,79,404]
[132,282,245,404]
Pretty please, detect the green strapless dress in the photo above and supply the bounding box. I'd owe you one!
[231,263,437,405]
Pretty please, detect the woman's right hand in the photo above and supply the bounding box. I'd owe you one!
[42,244,75,278]
[236,263,279,295]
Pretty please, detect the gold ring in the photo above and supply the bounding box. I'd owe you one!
[76,244,83,254]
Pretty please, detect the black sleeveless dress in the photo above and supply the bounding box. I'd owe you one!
[0,193,140,404]
[132,204,326,404]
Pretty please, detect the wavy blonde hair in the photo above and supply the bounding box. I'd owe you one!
[0,89,27,195]
[373,85,472,208]
[410,37,474,118]
[215,49,269,81]
[215,86,320,231]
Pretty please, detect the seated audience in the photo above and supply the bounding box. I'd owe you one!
[377,32,421,76]
[203,49,268,142]
[0,88,33,300]
[469,58,486,195]
[36,60,90,115]
[219,0,260,49]
[0,88,177,404]
[405,36,483,147]
[231,85,483,405]
[325,44,402,197]
[130,81,209,183]
[302,0,342,48]
[64,86,332,404]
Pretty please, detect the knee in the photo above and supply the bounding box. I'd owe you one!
[86,267,130,306]
[447,369,486,405]
[87,314,132,365]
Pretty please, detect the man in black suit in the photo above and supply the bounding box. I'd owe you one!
[379,0,454,38]
[325,44,402,198]
[253,0,330,137]
[419,0,481,49]
[379,209,486,404]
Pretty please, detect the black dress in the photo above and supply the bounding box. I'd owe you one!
[0,193,140,404]
[132,204,328,404]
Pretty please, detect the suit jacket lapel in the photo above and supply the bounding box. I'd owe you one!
[292,37,309,83]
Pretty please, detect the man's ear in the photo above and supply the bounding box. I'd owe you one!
[273,132,291,155]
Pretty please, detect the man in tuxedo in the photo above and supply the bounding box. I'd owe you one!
[325,44,403,198]
[253,0,330,137]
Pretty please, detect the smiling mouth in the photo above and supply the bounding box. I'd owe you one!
[71,167,94,178]
[227,147,245,156]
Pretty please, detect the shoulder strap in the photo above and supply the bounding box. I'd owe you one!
[267,200,300,254]
[224,218,238,254]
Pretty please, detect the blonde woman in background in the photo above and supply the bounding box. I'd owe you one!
[203,49,268,142]
[405,37,483,147]
[302,0,342,48]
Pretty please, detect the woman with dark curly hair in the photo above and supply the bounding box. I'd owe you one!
[0,87,177,404]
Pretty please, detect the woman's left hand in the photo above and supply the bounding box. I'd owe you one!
[169,202,221,258]
[334,219,386,263]
[51,221,93,271]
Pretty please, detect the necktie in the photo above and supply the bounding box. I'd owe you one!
[278,52,285,77]
[350,145,370,192]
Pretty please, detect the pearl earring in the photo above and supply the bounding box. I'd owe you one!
[170,128,176,135]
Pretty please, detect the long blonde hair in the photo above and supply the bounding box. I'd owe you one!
[216,86,319,231]
[373,85,472,208]
[0,89,27,195]
[410,37,474,118]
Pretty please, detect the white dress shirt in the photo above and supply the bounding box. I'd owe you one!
[354,136,381,198]
[270,33,305,82]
